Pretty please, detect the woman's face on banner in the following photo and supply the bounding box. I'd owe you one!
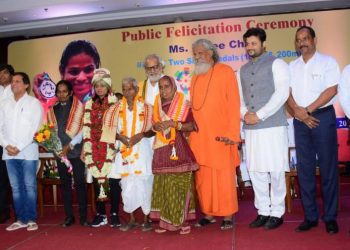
[61,52,96,101]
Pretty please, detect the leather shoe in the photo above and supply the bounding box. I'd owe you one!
[80,220,90,227]
[295,220,318,232]
[264,216,283,230]
[62,216,75,227]
[0,213,10,224]
[325,220,338,234]
[249,215,269,228]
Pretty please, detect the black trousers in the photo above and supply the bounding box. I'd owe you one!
[0,146,10,217]
[294,106,338,222]
[93,178,121,215]
[57,158,87,220]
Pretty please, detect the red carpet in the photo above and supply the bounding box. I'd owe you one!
[0,177,349,250]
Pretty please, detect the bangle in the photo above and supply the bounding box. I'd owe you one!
[305,107,312,115]
[176,122,183,131]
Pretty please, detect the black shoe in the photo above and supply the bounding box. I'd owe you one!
[0,213,10,224]
[264,216,283,230]
[110,213,121,228]
[62,216,75,227]
[249,215,270,228]
[325,220,338,234]
[295,220,318,232]
[91,214,107,228]
[80,218,90,227]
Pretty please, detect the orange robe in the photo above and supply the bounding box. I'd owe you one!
[190,63,240,216]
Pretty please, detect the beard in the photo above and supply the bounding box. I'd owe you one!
[194,61,212,75]
[148,73,162,83]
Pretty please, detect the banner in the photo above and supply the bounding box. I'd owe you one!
[8,9,350,160]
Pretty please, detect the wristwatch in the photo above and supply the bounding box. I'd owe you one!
[305,107,312,116]
[69,143,74,150]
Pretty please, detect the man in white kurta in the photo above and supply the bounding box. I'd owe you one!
[238,28,289,230]
[102,77,153,231]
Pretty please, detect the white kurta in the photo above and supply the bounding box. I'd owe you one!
[113,103,153,214]
[339,64,350,118]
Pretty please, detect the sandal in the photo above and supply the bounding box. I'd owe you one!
[119,222,139,232]
[6,221,28,231]
[155,228,167,234]
[179,226,191,235]
[141,222,153,232]
[195,217,216,227]
[220,220,233,230]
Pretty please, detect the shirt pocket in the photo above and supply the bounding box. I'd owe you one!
[309,71,323,92]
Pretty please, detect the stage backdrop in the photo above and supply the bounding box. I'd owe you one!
[8,9,350,160]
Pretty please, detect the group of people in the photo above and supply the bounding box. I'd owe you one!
[0,25,349,236]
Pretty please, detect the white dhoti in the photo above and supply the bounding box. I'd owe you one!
[245,126,289,217]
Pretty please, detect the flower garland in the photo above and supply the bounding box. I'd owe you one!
[119,96,138,164]
[153,93,184,160]
[83,95,116,200]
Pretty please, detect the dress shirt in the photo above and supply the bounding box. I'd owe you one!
[289,51,340,107]
[238,58,290,121]
[339,64,350,118]
[0,93,43,160]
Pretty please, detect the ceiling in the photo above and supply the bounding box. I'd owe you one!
[0,0,349,38]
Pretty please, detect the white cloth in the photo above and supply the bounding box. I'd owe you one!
[113,102,153,213]
[238,58,290,120]
[339,64,350,118]
[0,84,13,103]
[0,93,43,160]
[245,126,289,172]
[144,78,160,106]
[249,171,286,217]
[289,51,340,108]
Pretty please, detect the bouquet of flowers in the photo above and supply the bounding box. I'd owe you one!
[34,123,73,174]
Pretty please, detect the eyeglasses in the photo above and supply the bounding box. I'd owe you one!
[145,64,160,71]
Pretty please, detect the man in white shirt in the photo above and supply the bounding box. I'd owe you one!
[0,64,14,224]
[339,64,350,118]
[0,72,43,231]
[288,26,340,234]
[238,28,290,230]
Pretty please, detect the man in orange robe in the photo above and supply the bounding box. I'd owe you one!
[190,39,240,230]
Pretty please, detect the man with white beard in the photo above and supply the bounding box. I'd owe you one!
[189,39,241,230]
[138,54,165,105]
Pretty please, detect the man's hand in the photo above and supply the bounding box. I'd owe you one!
[5,145,19,156]
[303,115,320,129]
[294,106,309,121]
[244,112,260,125]
[117,134,130,147]
[61,144,71,157]
[129,133,144,147]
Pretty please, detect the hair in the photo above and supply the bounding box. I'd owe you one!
[59,40,100,75]
[122,77,138,89]
[243,28,267,43]
[192,39,219,63]
[13,72,30,93]
[143,54,165,68]
[296,26,316,38]
[0,64,15,75]
[114,92,123,100]
[159,75,177,90]
[55,79,73,96]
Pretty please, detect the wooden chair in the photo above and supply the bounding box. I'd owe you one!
[285,147,344,213]
[37,155,96,216]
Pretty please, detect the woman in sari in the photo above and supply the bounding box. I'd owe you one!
[150,75,198,234]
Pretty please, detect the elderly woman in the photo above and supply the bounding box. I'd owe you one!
[150,75,198,234]
[82,68,121,228]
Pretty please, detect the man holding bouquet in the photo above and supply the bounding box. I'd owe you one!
[47,80,89,227]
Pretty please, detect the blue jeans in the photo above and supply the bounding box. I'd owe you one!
[6,159,38,223]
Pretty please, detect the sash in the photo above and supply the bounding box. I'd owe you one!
[47,96,84,139]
